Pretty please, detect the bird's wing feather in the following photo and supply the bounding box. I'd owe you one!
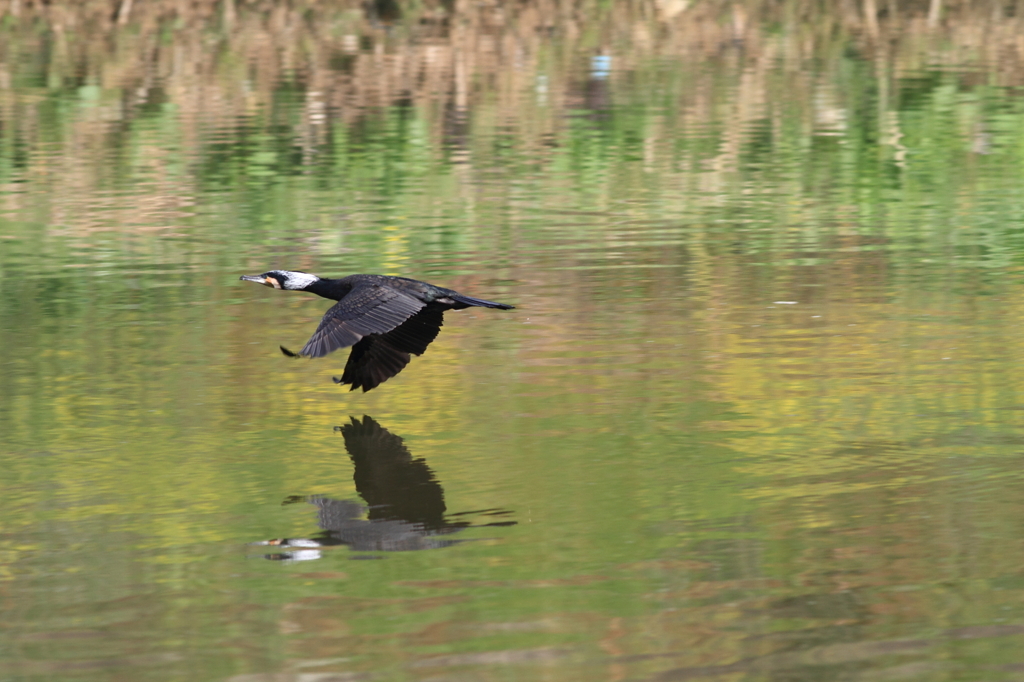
[338,305,446,391]
[299,284,425,358]
[340,336,412,392]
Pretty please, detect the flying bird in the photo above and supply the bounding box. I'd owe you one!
[239,271,514,391]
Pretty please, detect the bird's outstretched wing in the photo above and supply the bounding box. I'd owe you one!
[298,283,425,358]
[336,304,446,391]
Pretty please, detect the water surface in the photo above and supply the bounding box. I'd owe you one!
[4,2,1024,681]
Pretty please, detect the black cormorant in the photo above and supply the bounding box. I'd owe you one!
[240,271,514,391]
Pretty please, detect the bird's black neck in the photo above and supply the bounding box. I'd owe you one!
[302,277,353,301]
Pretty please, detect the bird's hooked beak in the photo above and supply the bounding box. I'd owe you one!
[240,274,281,289]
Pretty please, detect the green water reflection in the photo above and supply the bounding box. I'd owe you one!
[5,1,1024,680]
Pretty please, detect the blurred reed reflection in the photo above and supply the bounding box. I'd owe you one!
[255,415,515,559]
[6,0,1024,261]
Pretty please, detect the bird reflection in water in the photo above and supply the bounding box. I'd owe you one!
[253,416,515,561]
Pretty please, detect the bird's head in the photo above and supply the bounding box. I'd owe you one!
[239,270,320,291]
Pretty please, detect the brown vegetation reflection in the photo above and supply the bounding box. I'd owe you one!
[4,0,1024,229]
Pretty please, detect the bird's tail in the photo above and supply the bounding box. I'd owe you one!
[449,293,515,310]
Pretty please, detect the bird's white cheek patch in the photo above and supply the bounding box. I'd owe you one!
[283,272,320,289]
